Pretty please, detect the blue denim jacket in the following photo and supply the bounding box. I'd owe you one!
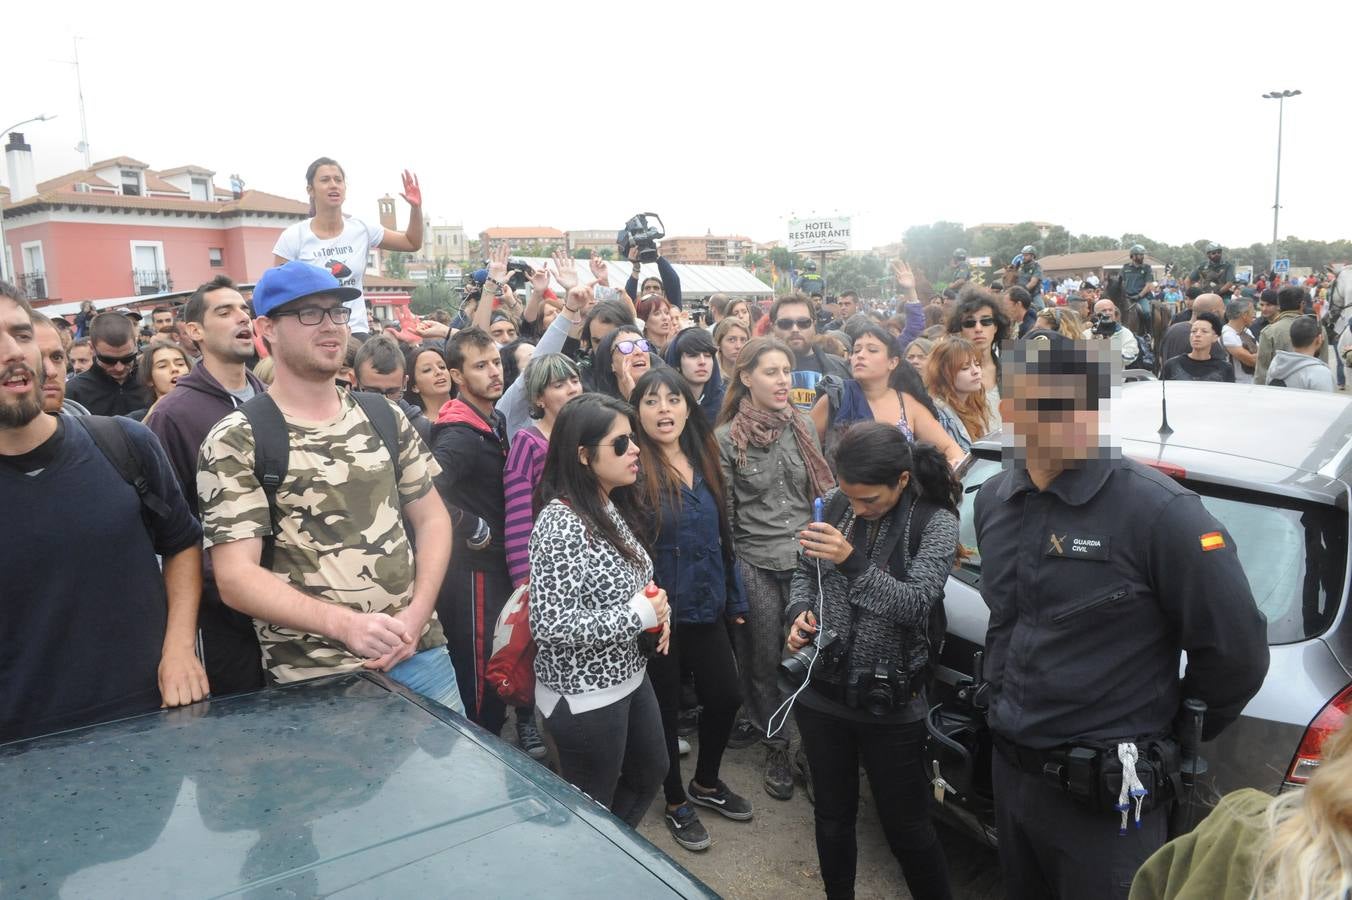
[652,472,747,624]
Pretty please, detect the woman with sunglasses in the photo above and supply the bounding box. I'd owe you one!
[134,340,193,423]
[716,337,835,801]
[810,324,965,471]
[404,343,453,418]
[529,393,670,828]
[945,288,1010,433]
[923,337,991,454]
[631,368,752,851]
[588,325,659,401]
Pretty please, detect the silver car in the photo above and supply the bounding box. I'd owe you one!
[928,380,1352,842]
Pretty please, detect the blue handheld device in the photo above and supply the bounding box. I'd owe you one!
[813,497,824,523]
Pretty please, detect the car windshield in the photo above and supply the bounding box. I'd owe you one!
[955,456,1346,645]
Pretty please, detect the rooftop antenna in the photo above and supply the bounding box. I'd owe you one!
[1157,379,1174,438]
[72,37,91,168]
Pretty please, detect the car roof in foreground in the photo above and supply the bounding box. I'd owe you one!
[973,381,1352,504]
[0,674,715,899]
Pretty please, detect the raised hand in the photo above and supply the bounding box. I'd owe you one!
[892,259,916,294]
[528,263,550,295]
[589,253,610,287]
[551,249,579,291]
[487,242,510,283]
[400,170,421,207]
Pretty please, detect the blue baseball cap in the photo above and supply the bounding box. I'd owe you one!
[252,261,361,318]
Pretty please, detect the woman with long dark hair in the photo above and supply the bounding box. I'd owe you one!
[810,324,965,470]
[529,393,670,828]
[715,337,835,801]
[404,343,452,416]
[630,368,752,851]
[134,339,192,424]
[945,287,1009,431]
[787,423,960,900]
[587,324,659,400]
[662,327,725,426]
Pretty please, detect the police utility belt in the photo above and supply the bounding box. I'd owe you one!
[993,732,1182,821]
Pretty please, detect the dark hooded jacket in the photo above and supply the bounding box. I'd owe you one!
[65,362,154,418]
[431,397,509,566]
[663,329,725,426]
[144,363,266,518]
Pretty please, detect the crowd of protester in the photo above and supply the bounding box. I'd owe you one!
[4,158,1351,900]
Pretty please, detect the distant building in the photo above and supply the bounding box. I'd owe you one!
[970,221,1056,240]
[1037,249,1166,282]
[425,220,468,263]
[1,135,307,302]
[659,234,753,266]
[567,229,617,256]
[479,226,566,254]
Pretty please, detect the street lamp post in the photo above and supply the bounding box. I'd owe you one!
[0,113,57,283]
[1261,89,1301,274]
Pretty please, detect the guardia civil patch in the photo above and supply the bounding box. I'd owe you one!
[1200,532,1226,552]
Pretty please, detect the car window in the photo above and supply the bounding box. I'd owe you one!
[954,455,1003,585]
[1189,484,1346,645]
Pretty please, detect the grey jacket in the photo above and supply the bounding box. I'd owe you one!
[1266,350,1334,391]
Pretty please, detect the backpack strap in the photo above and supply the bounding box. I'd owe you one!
[71,416,173,526]
[240,393,289,570]
[350,391,404,486]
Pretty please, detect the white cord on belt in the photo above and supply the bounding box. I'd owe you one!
[1116,742,1148,835]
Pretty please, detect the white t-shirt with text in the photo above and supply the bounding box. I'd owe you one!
[273,217,385,333]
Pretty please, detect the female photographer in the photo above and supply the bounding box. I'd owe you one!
[631,369,752,851]
[787,422,960,900]
[528,393,670,827]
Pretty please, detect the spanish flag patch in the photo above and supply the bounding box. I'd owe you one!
[1200,532,1226,552]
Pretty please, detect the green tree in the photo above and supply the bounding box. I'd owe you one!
[383,251,409,279]
[900,221,967,280]
[410,281,456,316]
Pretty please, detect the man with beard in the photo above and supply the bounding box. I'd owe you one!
[0,281,207,741]
[1120,244,1156,326]
[31,312,89,416]
[147,276,269,695]
[431,325,511,733]
[1188,243,1237,297]
[151,305,177,335]
[66,309,154,416]
[770,293,850,412]
[199,262,461,709]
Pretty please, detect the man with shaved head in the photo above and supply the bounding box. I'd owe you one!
[1157,293,1227,372]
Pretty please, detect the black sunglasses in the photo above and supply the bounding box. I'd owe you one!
[589,434,634,455]
[270,305,353,326]
[962,317,996,329]
[614,339,652,356]
[96,351,138,366]
[775,317,814,331]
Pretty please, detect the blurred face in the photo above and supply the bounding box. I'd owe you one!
[905,344,929,370]
[0,298,43,428]
[718,327,749,366]
[413,350,451,402]
[839,295,858,318]
[1189,320,1218,354]
[356,361,406,400]
[1000,371,1101,467]
[641,278,664,298]
[260,296,350,381]
[450,342,504,403]
[959,304,998,351]
[537,369,582,422]
[644,300,674,339]
[609,331,650,379]
[540,303,559,331]
[34,322,67,413]
[1260,300,1278,320]
[489,319,517,345]
[582,412,641,494]
[188,287,254,364]
[773,301,815,352]
[308,164,346,211]
[70,343,94,374]
[638,382,689,449]
[1093,300,1118,322]
[728,301,749,324]
[512,342,533,376]
[1131,252,1144,264]
[1207,250,1222,263]
[92,336,138,384]
[152,310,175,333]
[1080,286,1099,303]
[953,357,983,394]
[850,333,899,383]
[839,475,910,521]
[150,346,191,398]
[680,350,713,388]
[589,318,620,349]
[741,349,792,412]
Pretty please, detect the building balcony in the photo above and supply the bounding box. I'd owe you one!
[132,269,172,296]
[18,272,47,299]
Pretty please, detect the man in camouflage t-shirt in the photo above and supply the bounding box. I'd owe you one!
[199,262,462,711]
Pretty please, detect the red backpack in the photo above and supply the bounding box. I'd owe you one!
[486,584,536,707]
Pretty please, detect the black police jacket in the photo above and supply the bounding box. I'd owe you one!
[974,457,1268,748]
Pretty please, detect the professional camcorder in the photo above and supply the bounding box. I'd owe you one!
[616,212,666,263]
[1090,312,1116,337]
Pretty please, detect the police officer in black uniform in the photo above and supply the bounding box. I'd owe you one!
[1188,242,1237,297]
[1120,244,1156,329]
[973,331,1269,900]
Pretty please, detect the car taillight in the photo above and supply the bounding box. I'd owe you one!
[1284,683,1352,786]
[1130,457,1187,479]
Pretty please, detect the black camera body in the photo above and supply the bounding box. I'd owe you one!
[780,625,841,682]
[616,212,666,263]
[846,659,901,717]
[1091,313,1116,337]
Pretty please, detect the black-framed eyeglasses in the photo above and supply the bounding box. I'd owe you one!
[270,305,353,326]
[96,351,138,366]
[614,339,652,356]
[775,317,814,331]
[358,385,405,400]
[962,317,996,329]
[588,434,634,455]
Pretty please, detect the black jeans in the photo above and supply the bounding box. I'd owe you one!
[648,620,743,805]
[795,703,952,900]
[438,562,510,736]
[543,674,668,828]
[198,578,264,696]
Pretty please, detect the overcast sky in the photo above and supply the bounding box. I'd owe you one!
[9,0,1348,254]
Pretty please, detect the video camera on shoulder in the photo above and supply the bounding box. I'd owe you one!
[617,212,666,263]
[1090,312,1116,337]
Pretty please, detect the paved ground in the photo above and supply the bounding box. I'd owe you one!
[631,737,1004,899]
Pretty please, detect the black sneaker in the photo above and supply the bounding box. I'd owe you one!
[764,748,794,800]
[726,720,762,750]
[688,779,754,821]
[664,803,711,851]
[516,717,547,761]
[794,751,815,805]
[677,706,700,737]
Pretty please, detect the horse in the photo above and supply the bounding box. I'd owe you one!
[1322,264,1352,343]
